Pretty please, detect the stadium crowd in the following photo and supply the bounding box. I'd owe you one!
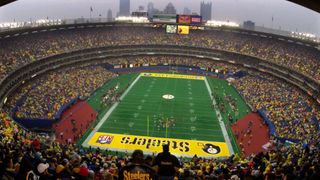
[4,55,320,143]
[3,56,240,120]
[107,55,240,73]
[0,26,319,81]
[107,55,320,142]
[0,25,320,179]
[4,66,114,119]
[232,71,320,143]
[1,111,320,180]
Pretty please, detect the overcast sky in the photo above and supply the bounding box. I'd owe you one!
[0,0,319,35]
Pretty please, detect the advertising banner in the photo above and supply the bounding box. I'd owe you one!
[141,73,204,80]
[190,15,202,25]
[177,25,190,34]
[166,25,177,33]
[153,14,177,23]
[88,132,230,157]
[177,15,191,24]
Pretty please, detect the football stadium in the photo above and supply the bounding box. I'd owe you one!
[0,0,320,179]
[82,72,250,157]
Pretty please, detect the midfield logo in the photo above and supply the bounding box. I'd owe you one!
[97,135,114,144]
[201,143,221,155]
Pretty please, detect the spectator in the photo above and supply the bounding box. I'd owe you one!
[37,163,52,180]
[0,26,319,82]
[100,163,113,180]
[0,26,320,179]
[0,110,320,179]
[118,149,156,180]
[5,65,115,119]
[231,71,320,142]
[153,144,181,179]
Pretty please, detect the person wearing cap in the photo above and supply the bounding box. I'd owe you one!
[37,162,53,180]
[153,144,181,179]
[118,149,156,180]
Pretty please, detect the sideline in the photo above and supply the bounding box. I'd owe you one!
[82,74,142,147]
[204,77,234,155]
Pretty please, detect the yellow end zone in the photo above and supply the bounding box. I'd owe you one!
[87,132,230,157]
[141,73,205,80]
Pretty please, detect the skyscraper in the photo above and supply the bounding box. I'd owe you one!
[163,2,176,14]
[107,9,113,21]
[119,0,130,16]
[147,2,154,18]
[200,1,212,21]
[147,2,160,19]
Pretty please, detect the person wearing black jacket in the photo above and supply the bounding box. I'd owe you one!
[153,144,181,180]
[118,150,156,180]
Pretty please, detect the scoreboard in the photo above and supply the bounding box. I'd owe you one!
[178,15,191,24]
[166,25,177,34]
[177,25,189,34]
[177,15,202,25]
[157,14,203,35]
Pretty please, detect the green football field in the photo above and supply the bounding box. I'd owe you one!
[98,75,225,142]
[81,72,251,155]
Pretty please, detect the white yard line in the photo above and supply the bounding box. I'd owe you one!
[82,74,142,147]
[204,77,234,155]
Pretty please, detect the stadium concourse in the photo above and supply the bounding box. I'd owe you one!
[0,25,320,179]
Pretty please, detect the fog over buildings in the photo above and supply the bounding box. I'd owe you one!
[118,0,130,16]
[200,1,212,21]
[0,0,319,35]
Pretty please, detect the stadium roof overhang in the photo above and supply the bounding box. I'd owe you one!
[287,0,320,13]
[0,1,319,13]
[0,0,16,7]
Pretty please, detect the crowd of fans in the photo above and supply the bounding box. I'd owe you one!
[107,55,320,142]
[4,66,115,119]
[102,85,122,107]
[107,55,240,74]
[0,25,320,179]
[4,55,319,143]
[3,56,239,121]
[0,26,319,81]
[232,71,320,143]
[1,111,320,180]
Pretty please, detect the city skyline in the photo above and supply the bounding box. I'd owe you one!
[0,0,319,36]
[200,1,212,21]
[119,0,130,16]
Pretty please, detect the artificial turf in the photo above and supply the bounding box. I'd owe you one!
[87,73,139,118]
[97,75,225,142]
[82,72,251,155]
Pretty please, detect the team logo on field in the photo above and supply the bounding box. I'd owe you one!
[96,135,114,144]
[202,143,221,154]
